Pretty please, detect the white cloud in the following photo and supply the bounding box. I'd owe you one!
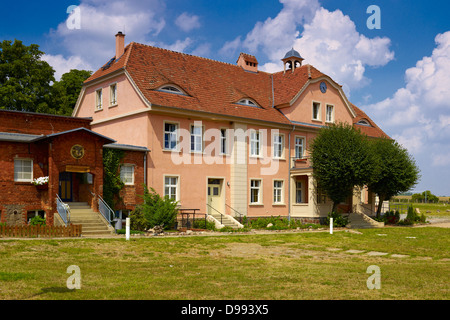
[365,31,450,170]
[46,0,166,74]
[42,54,93,81]
[294,8,394,91]
[225,1,394,96]
[175,12,201,32]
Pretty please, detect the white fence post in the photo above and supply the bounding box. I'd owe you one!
[126,217,130,240]
[330,217,333,234]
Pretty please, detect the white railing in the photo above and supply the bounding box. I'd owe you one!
[98,195,114,226]
[56,194,70,226]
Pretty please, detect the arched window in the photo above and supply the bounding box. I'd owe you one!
[237,98,259,107]
[157,85,186,95]
[357,119,372,126]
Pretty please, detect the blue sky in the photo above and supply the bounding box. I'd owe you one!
[1,0,450,196]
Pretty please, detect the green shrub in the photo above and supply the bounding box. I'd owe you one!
[129,206,148,231]
[140,186,178,230]
[29,216,46,226]
[383,210,400,224]
[324,212,348,227]
[193,219,217,231]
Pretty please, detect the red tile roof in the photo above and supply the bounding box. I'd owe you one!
[352,104,390,139]
[84,42,387,136]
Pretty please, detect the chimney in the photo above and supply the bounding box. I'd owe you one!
[115,31,125,60]
[236,52,258,72]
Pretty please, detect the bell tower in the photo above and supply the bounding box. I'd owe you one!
[282,48,304,74]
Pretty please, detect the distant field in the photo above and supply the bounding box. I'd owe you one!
[389,201,450,216]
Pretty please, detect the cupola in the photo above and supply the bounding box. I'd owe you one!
[282,48,304,73]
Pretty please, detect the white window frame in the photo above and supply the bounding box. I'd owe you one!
[250,179,262,205]
[120,164,134,185]
[272,133,284,159]
[164,175,179,201]
[109,83,118,107]
[250,130,261,157]
[220,128,228,155]
[14,158,33,182]
[164,121,179,151]
[190,124,203,153]
[273,180,284,205]
[95,88,103,110]
[295,136,305,159]
[312,101,321,121]
[326,104,334,123]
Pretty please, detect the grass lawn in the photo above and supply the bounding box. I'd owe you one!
[390,201,450,216]
[0,226,448,300]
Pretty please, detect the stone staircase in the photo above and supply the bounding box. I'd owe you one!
[67,202,114,236]
[347,211,384,229]
[208,210,243,229]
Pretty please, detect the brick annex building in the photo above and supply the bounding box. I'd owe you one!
[0,109,148,231]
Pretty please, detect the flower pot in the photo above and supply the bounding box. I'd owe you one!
[35,184,48,191]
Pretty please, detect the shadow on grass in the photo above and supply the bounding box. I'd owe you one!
[29,286,77,299]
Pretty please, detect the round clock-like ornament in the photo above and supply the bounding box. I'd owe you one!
[320,81,327,93]
[70,144,85,159]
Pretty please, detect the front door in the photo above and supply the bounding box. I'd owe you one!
[207,179,222,214]
[59,172,73,202]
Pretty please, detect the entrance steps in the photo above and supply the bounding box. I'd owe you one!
[347,211,384,229]
[67,202,114,236]
[208,211,243,229]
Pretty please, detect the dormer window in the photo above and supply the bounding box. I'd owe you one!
[237,98,259,107]
[357,119,372,126]
[157,85,186,95]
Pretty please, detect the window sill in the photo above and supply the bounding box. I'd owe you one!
[109,103,118,108]
[95,108,103,113]
[249,203,263,206]
[272,203,286,206]
[293,203,309,206]
[163,148,180,153]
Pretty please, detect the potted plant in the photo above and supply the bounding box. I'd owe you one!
[32,176,49,190]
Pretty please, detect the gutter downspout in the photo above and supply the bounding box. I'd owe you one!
[288,125,296,222]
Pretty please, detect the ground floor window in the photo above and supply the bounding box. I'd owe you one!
[273,180,283,204]
[164,176,178,201]
[27,210,45,223]
[296,181,303,203]
[120,165,134,185]
[250,179,262,204]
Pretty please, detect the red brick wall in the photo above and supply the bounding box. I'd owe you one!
[0,110,91,135]
[117,150,146,211]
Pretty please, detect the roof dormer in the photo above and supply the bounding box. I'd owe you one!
[237,53,258,73]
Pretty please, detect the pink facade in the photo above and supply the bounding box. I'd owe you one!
[73,34,389,223]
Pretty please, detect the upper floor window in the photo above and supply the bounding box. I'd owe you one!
[295,137,305,159]
[250,130,261,157]
[110,83,117,106]
[164,122,178,150]
[14,159,33,182]
[312,102,321,121]
[95,89,103,110]
[273,134,284,158]
[220,129,228,155]
[326,105,334,123]
[190,124,203,153]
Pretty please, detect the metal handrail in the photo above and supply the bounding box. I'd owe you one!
[56,194,70,226]
[225,204,244,223]
[206,203,224,224]
[97,195,114,226]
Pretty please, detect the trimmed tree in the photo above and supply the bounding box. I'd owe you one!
[368,138,420,218]
[309,122,376,213]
